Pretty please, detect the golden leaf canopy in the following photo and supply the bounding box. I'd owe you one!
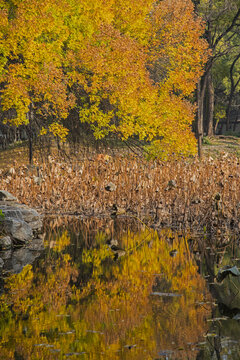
[0,0,209,157]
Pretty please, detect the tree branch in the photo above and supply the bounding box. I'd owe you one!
[213,8,240,50]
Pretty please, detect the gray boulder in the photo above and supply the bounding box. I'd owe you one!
[4,218,33,243]
[0,193,43,242]
[0,207,23,220]
[11,248,42,273]
[0,236,12,250]
[0,250,12,260]
[19,207,40,223]
[0,203,41,222]
[0,190,18,201]
[0,191,44,272]
[105,182,117,192]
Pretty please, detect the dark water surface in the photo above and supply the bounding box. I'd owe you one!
[0,217,240,359]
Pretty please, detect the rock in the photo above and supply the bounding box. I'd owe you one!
[0,236,12,250]
[191,197,201,204]
[216,265,240,282]
[0,191,44,274]
[0,190,17,201]
[11,248,41,273]
[110,244,126,260]
[0,250,12,260]
[28,220,43,231]
[169,249,178,257]
[0,204,40,223]
[19,207,40,223]
[0,192,43,243]
[0,207,23,220]
[212,272,240,310]
[4,218,33,243]
[28,238,44,251]
[190,174,196,182]
[33,176,42,185]
[110,204,125,216]
[165,180,177,190]
[113,248,126,260]
[105,182,117,192]
[107,239,119,247]
[8,167,16,176]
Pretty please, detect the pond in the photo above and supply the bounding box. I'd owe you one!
[0,217,240,360]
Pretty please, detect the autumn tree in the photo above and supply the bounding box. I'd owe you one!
[0,0,208,160]
[0,0,75,162]
[65,0,208,158]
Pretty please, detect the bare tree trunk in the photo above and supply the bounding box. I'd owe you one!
[226,53,240,131]
[26,103,34,165]
[197,75,208,158]
[226,94,234,132]
[207,72,214,136]
[197,81,203,158]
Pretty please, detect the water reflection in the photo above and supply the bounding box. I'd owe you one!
[0,218,211,359]
[195,235,240,360]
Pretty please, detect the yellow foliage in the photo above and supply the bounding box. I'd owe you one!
[48,122,69,141]
[52,230,71,252]
[0,0,209,157]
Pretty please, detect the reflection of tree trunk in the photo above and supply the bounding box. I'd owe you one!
[214,335,222,360]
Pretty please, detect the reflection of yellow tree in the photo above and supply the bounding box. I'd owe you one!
[0,231,78,360]
[0,228,211,360]
[79,229,211,359]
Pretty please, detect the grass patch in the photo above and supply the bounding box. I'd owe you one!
[203,137,213,145]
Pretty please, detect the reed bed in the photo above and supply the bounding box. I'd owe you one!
[0,153,239,233]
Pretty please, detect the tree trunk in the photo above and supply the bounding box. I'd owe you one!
[226,53,240,131]
[197,80,203,158]
[206,72,214,136]
[26,103,34,165]
[197,74,208,158]
[226,94,234,132]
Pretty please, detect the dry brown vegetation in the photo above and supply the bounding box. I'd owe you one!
[0,150,239,235]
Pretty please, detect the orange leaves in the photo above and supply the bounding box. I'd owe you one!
[150,0,209,95]
[0,0,209,157]
[69,0,208,156]
[75,23,156,139]
[112,0,153,43]
[0,0,74,130]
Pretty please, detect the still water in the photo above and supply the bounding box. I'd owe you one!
[0,217,240,360]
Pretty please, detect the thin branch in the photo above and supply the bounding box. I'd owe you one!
[213,8,240,50]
